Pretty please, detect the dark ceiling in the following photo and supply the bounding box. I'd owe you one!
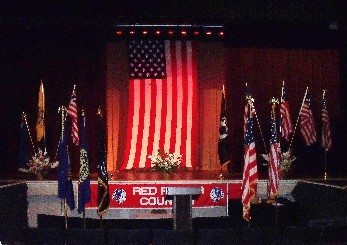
[0,1,346,49]
[1,1,346,27]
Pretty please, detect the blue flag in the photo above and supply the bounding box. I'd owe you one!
[78,113,91,214]
[57,119,75,210]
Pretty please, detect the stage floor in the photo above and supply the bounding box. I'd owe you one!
[3,168,345,183]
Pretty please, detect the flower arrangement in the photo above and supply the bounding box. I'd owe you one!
[280,150,296,174]
[19,148,59,175]
[260,150,296,177]
[148,149,182,174]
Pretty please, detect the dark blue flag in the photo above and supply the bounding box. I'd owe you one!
[19,113,30,168]
[78,113,91,214]
[97,110,110,216]
[58,118,75,210]
[218,91,230,165]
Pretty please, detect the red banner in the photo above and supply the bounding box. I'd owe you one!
[85,183,229,209]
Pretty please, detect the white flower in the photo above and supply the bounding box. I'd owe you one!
[149,149,182,174]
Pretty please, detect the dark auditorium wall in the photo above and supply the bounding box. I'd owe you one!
[0,28,345,176]
[1,1,347,177]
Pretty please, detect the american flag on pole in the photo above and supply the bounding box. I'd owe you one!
[242,99,258,222]
[67,86,79,145]
[280,83,294,141]
[299,90,316,146]
[121,40,197,169]
[268,109,280,197]
[321,93,332,152]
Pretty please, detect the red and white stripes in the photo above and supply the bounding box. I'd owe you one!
[67,86,79,145]
[121,40,197,169]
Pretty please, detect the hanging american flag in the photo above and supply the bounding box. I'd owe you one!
[299,90,316,146]
[242,100,258,222]
[280,83,294,141]
[268,109,280,197]
[128,40,166,79]
[67,86,79,145]
[121,40,197,169]
[321,92,332,152]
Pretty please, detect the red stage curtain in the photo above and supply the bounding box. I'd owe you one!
[107,45,339,172]
[226,48,339,173]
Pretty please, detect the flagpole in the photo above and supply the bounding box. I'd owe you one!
[271,98,280,230]
[279,81,284,141]
[83,210,86,229]
[253,102,267,154]
[64,199,68,229]
[58,105,68,229]
[23,112,37,155]
[289,87,309,151]
[41,80,47,153]
[322,89,328,180]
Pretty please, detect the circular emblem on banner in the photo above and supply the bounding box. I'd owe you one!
[112,188,127,204]
[210,187,224,203]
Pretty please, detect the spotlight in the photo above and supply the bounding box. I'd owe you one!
[181,31,187,36]
[206,31,212,36]
[142,30,148,35]
[129,30,135,35]
[168,30,174,35]
[193,31,200,35]
[155,30,161,35]
[218,31,224,37]
[116,31,122,36]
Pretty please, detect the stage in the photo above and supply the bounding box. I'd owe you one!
[0,169,300,228]
[1,169,346,229]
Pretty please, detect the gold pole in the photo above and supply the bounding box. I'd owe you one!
[324,151,328,180]
[64,199,68,229]
[23,112,37,155]
[289,87,309,151]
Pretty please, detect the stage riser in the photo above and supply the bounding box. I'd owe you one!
[26,180,298,228]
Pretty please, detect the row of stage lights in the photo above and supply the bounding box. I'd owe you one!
[114,24,225,39]
[116,29,224,37]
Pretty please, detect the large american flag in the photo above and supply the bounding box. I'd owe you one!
[321,94,332,152]
[299,90,316,145]
[280,84,293,141]
[121,40,197,169]
[67,86,79,145]
[268,110,280,197]
[242,101,258,222]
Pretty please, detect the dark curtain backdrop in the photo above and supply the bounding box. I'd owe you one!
[0,28,107,176]
[0,32,344,177]
[226,48,341,176]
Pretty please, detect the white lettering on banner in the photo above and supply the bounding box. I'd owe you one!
[161,186,166,195]
[140,197,173,206]
[133,187,157,195]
